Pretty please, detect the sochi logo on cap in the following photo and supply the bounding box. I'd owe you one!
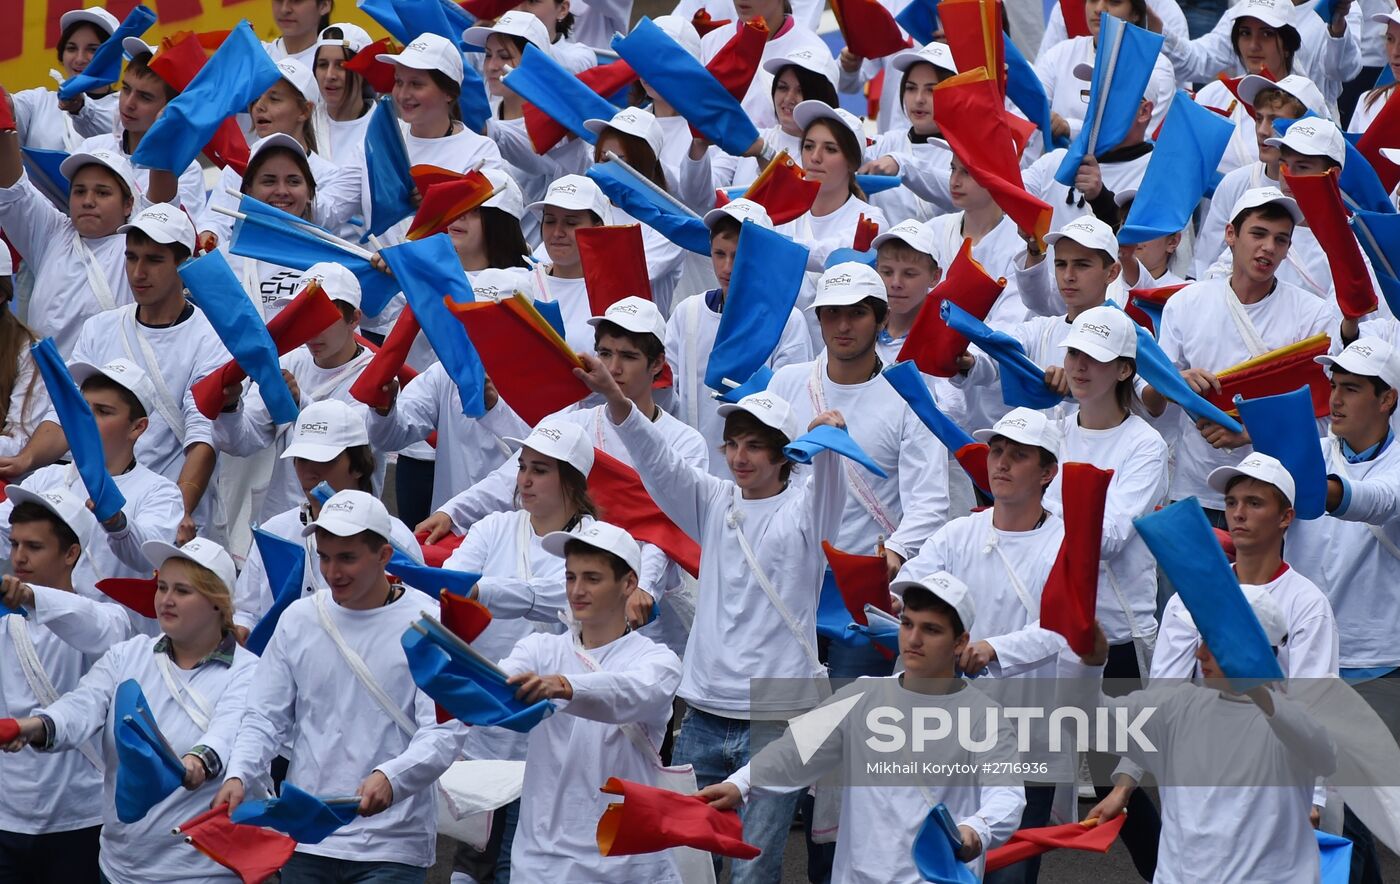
[104,362,131,375]
[476,284,500,298]
[1081,322,1113,340]
[791,49,813,60]
[610,302,639,315]
[749,397,774,409]
[617,110,641,123]
[144,211,169,223]
[824,274,853,289]
[536,426,563,442]
[552,182,579,195]
[929,574,951,590]
[1240,454,1269,469]
[581,525,601,538]
[1000,417,1028,430]
[1291,124,1316,138]
[892,221,922,235]
[323,500,357,513]
[1352,345,1374,358]
[408,40,431,52]
[41,492,65,507]
[300,421,330,435]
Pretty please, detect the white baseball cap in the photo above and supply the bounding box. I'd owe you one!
[60,7,119,36]
[482,168,526,219]
[68,358,157,418]
[1237,74,1327,118]
[528,174,612,223]
[468,267,525,302]
[972,407,1062,459]
[1372,8,1400,27]
[891,42,958,76]
[462,11,553,55]
[280,399,369,462]
[142,537,238,592]
[1229,0,1297,30]
[1044,216,1119,258]
[122,37,157,59]
[792,100,867,146]
[5,486,98,553]
[1058,304,1138,362]
[1228,186,1303,224]
[247,131,310,166]
[503,419,595,476]
[315,23,375,55]
[584,107,664,161]
[291,262,361,310]
[716,391,802,444]
[811,262,888,310]
[703,198,773,230]
[118,202,197,253]
[762,47,840,88]
[653,14,702,59]
[1315,337,1400,390]
[1207,452,1297,507]
[542,520,642,575]
[1264,118,1346,167]
[589,295,666,342]
[871,218,937,257]
[60,148,137,199]
[890,570,975,634]
[301,488,394,542]
[376,33,464,85]
[274,58,319,104]
[1177,582,1288,646]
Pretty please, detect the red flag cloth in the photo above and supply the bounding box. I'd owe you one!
[1204,334,1332,418]
[1356,89,1400,193]
[706,19,769,102]
[147,30,250,174]
[898,237,1007,377]
[1125,284,1187,334]
[830,0,908,59]
[96,577,158,619]
[742,150,819,225]
[0,93,12,132]
[461,0,520,18]
[407,169,495,240]
[175,805,296,884]
[577,225,654,316]
[352,332,427,445]
[1039,463,1113,656]
[522,59,640,154]
[1061,0,1090,37]
[445,294,591,425]
[440,590,492,642]
[350,308,421,410]
[589,449,702,577]
[344,38,399,94]
[1284,167,1378,319]
[596,777,760,860]
[954,442,991,494]
[691,10,733,36]
[941,0,1006,97]
[0,718,19,744]
[985,816,1126,872]
[1214,526,1237,561]
[191,282,343,418]
[821,541,891,623]
[852,214,880,252]
[416,530,465,567]
[934,70,1051,245]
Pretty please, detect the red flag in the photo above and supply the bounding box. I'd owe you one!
[577,225,654,317]
[462,0,519,18]
[191,282,344,418]
[440,590,492,642]
[706,19,769,102]
[174,805,296,884]
[344,38,399,94]
[407,167,495,240]
[596,777,760,859]
[0,718,20,743]
[898,238,1007,377]
[1205,334,1332,418]
[742,150,819,225]
[954,442,991,494]
[416,530,465,567]
[146,30,249,174]
[935,69,1051,246]
[354,331,429,450]
[1284,167,1378,319]
[350,307,421,410]
[941,0,1006,97]
[522,59,640,154]
[691,10,733,36]
[1061,0,1090,37]
[96,577,158,619]
[1124,283,1187,335]
[852,214,879,252]
[830,0,908,60]
[986,816,1125,872]
[1357,89,1400,193]
[589,449,701,577]
[1040,462,1113,656]
[821,541,891,623]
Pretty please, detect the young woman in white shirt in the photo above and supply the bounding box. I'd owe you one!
[264,0,334,67]
[517,0,598,73]
[1348,9,1400,134]
[927,154,1028,323]
[0,257,47,460]
[782,101,887,273]
[863,43,961,223]
[525,174,614,355]
[10,8,119,152]
[312,24,378,166]
[696,0,831,130]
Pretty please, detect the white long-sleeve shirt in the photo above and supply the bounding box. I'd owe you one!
[1034,36,1176,142]
[866,128,956,223]
[12,87,115,152]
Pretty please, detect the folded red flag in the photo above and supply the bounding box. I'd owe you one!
[706,19,769,102]
[416,530,465,567]
[935,69,1051,246]
[941,0,1006,97]
[589,449,702,577]
[462,0,520,19]
[191,282,343,418]
[898,237,1007,377]
[1125,283,1187,335]
[350,307,421,411]
[691,10,733,36]
[742,150,820,225]
[353,333,424,446]
[96,577,158,620]
[1060,0,1090,37]
[577,225,654,317]
[821,541,892,623]
[0,718,19,744]
[1357,89,1400,193]
[830,0,908,60]
[1205,334,1332,418]
[522,59,640,154]
[1039,462,1113,656]
[344,38,399,94]
[174,804,296,884]
[407,169,495,240]
[432,589,494,723]
[852,214,879,252]
[985,815,1126,872]
[1284,167,1378,319]
[147,30,250,175]
[596,777,760,860]
[954,442,991,495]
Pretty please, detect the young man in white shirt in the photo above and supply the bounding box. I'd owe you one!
[215,490,463,882]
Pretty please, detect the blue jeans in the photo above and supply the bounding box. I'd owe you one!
[280,852,426,883]
[672,707,800,884]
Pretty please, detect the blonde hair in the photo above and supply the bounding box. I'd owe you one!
[162,558,235,634]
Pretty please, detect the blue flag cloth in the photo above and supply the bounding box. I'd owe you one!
[532,299,568,340]
[1119,92,1233,245]
[1134,499,1286,683]
[816,569,856,643]
[230,782,360,844]
[1351,208,1400,315]
[824,247,877,269]
[179,251,300,425]
[882,361,989,494]
[848,615,900,652]
[1004,36,1058,154]
[503,44,617,145]
[380,235,487,417]
[1235,387,1328,520]
[587,160,711,255]
[1313,0,1342,22]
[358,0,411,41]
[246,529,306,656]
[31,339,126,521]
[940,301,1064,410]
[1317,832,1353,884]
[21,147,71,207]
[1129,292,1166,335]
[363,97,418,240]
[704,221,808,392]
[896,0,940,45]
[387,550,481,599]
[714,365,774,404]
[1378,65,1396,89]
[912,804,979,884]
[784,425,888,477]
[1054,15,1164,187]
[57,6,157,99]
[1127,314,1244,433]
[612,17,760,156]
[402,620,555,731]
[114,679,185,824]
[131,21,282,172]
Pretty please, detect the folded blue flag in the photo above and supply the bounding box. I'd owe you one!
[714,365,774,404]
[848,616,900,652]
[612,17,760,157]
[882,360,989,494]
[824,247,877,269]
[1313,0,1342,22]
[1125,309,1244,433]
[131,21,282,172]
[940,301,1064,410]
[784,424,888,477]
[912,804,979,884]
[704,221,808,392]
[504,44,617,145]
[1235,387,1327,520]
[816,568,856,643]
[32,339,126,522]
[387,550,481,599]
[180,251,300,425]
[1134,499,1285,683]
[1119,92,1233,245]
[532,299,568,340]
[363,97,418,240]
[246,528,306,656]
[1285,116,1396,215]
[380,235,487,417]
[586,161,712,255]
[1055,15,1164,187]
[230,782,360,844]
[359,0,410,41]
[20,147,70,207]
[896,0,940,45]
[58,6,157,100]
[1317,831,1353,884]
[1350,208,1400,316]
[1004,36,1057,154]
[114,678,185,824]
[402,621,555,731]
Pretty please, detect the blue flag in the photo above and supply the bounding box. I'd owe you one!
[714,365,774,403]
[587,160,712,255]
[230,782,360,844]
[940,301,1064,410]
[1235,387,1328,520]
[883,360,989,494]
[179,251,300,425]
[1004,36,1058,154]
[114,679,185,824]
[359,0,412,42]
[31,339,125,522]
[704,222,807,392]
[848,613,900,652]
[1119,92,1233,245]
[896,0,940,45]
[363,97,418,240]
[503,44,617,145]
[1134,499,1286,683]
[784,424,888,477]
[1317,832,1353,884]
[816,569,855,643]
[1054,15,1164,187]
[131,21,282,172]
[612,17,760,157]
[57,6,157,100]
[1126,313,1244,433]
[246,529,306,656]
[532,299,568,340]
[402,620,555,731]
[912,804,979,883]
[380,235,487,417]
[21,147,71,207]
[824,247,877,269]
[1352,208,1400,315]
[387,551,482,599]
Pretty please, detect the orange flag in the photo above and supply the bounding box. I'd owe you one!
[1206,334,1332,418]
[406,168,495,240]
[941,0,1006,97]
[577,225,653,316]
[898,238,1007,377]
[742,150,820,224]
[589,449,701,577]
[692,10,733,36]
[1040,463,1113,656]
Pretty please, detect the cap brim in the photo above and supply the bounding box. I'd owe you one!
[1205,465,1250,495]
[461,25,496,46]
[1057,334,1123,364]
[970,426,1055,456]
[540,530,572,558]
[281,441,349,462]
[142,539,187,572]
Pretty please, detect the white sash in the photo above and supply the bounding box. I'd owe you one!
[1329,438,1400,562]
[984,525,1039,620]
[74,233,116,312]
[1223,286,1271,359]
[7,616,103,770]
[153,650,215,732]
[312,592,418,737]
[119,307,188,445]
[684,296,704,430]
[725,496,825,675]
[806,359,897,537]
